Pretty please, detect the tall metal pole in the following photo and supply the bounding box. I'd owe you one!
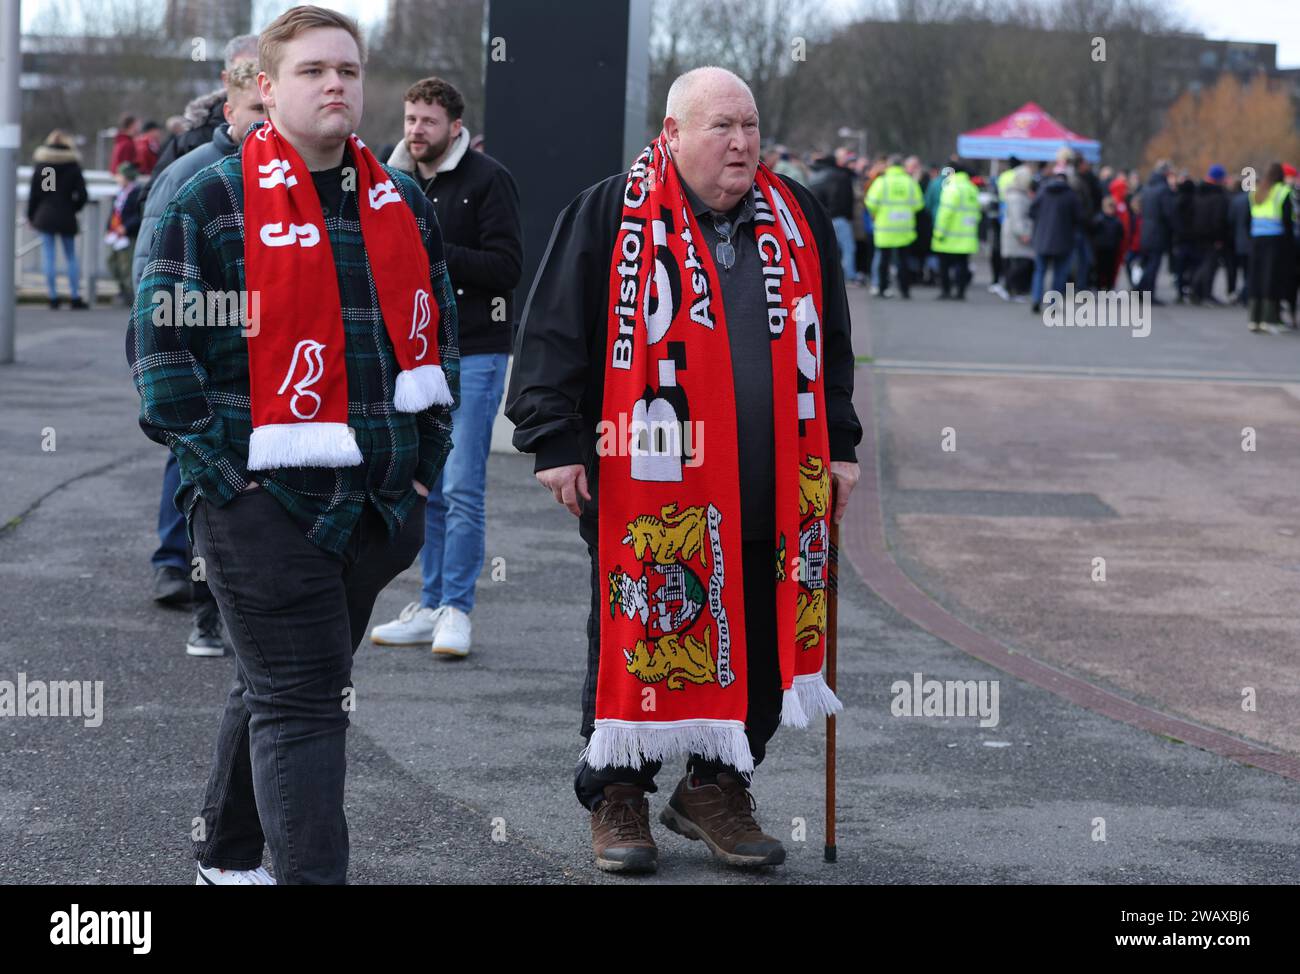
[0,0,20,365]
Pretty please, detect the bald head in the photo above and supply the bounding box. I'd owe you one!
[665,66,755,127]
[663,66,760,212]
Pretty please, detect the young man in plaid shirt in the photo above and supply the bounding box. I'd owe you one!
[126,4,458,885]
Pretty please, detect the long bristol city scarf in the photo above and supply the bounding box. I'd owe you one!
[588,135,843,772]
[241,121,452,470]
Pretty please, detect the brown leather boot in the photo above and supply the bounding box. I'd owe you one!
[659,771,786,867]
[590,784,658,873]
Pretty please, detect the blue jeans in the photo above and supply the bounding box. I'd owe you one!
[153,452,189,570]
[832,216,856,284]
[1032,254,1071,305]
[420,352,508,614]
[1070,230,1092,289]
[40,233,80,300]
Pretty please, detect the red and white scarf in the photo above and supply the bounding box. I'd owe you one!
[241,121,452,470]
[588,135,842,772]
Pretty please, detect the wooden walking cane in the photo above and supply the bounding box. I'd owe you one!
[825,483,839,863]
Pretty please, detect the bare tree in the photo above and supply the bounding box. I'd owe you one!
[647,0,830,141]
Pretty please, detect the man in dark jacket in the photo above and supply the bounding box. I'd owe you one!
[142,35,259,212]
[1189,164,1229,304]
[138,33,259,609]
[1170,172,1197,301]
[1137,163,1177,304]
[130,59,266,658]
[369,76,523,658]
[506,66,862,876]
[1227,177,1252,305]
[808,148,857,286]
[1029,164,1084,312]
[104,162,143,305]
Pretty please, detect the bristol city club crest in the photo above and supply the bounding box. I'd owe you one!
[608,502,735,691]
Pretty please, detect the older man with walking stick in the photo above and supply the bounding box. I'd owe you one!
[508,66,862,875]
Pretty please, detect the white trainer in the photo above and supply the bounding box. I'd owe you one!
[196,863,276,885]
[371,601,444,646]
[431,606,472,658]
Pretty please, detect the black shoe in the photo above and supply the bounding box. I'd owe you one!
[68,298,89,310]
[48,297,61,310]
[900,291,911,299]
[152,565,192,607]
[186,600,226,657]
[1031,303,1041,314]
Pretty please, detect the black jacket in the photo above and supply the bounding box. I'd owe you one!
[1029,178,1083,257]
[1091,212,1124,254]
[505,170,862,544]
[107,183,143,240]
[152,93,226,181]
[1138,173,1176,252]
[1190,181,1228,245]
[389,135,523,356]
[141,92,227,216]
[807,160,855,220]
[27,143,88,236]
[1172,179,1196,242]
[1228,190,1252,254]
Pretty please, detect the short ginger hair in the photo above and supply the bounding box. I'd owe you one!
[258,4,366,80]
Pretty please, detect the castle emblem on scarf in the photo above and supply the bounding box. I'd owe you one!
[795,456,830,651]
[609,502,734,690]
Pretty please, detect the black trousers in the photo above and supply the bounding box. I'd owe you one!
[1226,253,1247,300]
[877,245,910,296]
[574,540,783,810]
[1138,248,1164,298]
[938,253,970,296]
[191,489,424,883]
[1190,243,1221,302]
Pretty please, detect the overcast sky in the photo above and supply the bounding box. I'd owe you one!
[21,0,1300,67]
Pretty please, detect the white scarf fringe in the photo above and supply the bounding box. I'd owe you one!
[395,364,454,412]
[247,422,363,470]
[583,719,754,773]
[780,674,843,728]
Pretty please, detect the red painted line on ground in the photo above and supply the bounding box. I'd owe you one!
[841,363,1300,783]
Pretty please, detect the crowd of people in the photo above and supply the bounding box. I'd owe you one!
[782,144,1299,332]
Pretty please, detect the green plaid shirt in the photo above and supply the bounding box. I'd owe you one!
[127,142,459,554]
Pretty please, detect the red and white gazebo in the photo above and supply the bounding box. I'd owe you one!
[957,102,1101,163]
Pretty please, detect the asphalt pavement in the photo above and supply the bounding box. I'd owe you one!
[1,293,1298,884]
